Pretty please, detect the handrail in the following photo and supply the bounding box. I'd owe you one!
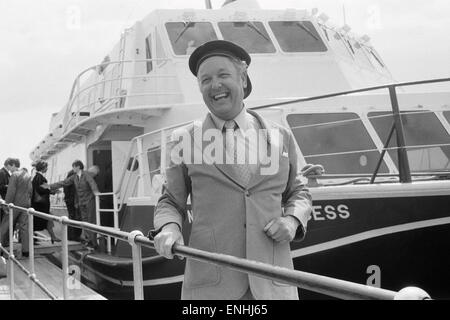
[64,90,180,131]
[251,77,450,110]
[0,245,58,300]
[307,172,450,179]
[67,58,173,102]
[107,120,193,211]
[0,200,430,300]
[252,77,449,184]
[64,58,175,131]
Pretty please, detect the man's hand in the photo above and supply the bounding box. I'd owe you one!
[40,183,50,189]
[154,223,184,259]
[264,216,300,244]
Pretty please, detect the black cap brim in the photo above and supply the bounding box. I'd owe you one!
[189,40,252,99]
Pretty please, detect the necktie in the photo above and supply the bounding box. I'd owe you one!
[224,120,252,186]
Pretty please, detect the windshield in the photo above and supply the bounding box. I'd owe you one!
[269,21,327,52]
[369,111,450,172]
[166,22,218,55]
[287,113,389,174]
[218,21,276,53]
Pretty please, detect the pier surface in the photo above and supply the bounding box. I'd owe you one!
[0,252,105,300]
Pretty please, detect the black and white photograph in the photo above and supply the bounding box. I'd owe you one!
[1,0,449,305]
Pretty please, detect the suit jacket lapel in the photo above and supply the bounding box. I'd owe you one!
[193,111,283,190]
[245,109,282,189]
[194,114,246,189]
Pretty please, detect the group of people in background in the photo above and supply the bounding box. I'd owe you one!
[0,157,101,258]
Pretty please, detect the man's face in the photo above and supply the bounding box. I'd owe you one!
[197,56,247,121]
[72,166,81,174]
[6,165,18,173]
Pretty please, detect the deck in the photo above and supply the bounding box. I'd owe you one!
[0,241,105,300]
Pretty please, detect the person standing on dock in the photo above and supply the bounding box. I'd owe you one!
[0,158,20,223]
[0,166,32,257]
[31,161,61,244]
[152,40,312,300]
[49,160,100,249]
[63,169,82,241]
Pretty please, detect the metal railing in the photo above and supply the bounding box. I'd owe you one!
[95,192,119,253]
[0,199,429,300]
[252,76,450,184]
[63,57,181,132]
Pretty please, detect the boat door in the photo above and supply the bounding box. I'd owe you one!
[88,141,114,226]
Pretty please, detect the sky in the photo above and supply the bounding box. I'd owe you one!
[1,0,449,169]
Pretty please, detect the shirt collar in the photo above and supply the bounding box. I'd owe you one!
[77,171,82,178]
[210,105,250,132]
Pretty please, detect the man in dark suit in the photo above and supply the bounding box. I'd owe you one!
[63,170,81,241]
[153,41,312,300]
[50,160,100,248]
[0,167,32,255]
[0,158,20,223]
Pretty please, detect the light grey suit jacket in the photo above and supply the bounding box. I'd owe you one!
[154,109,312,300]
[5,170,32,208]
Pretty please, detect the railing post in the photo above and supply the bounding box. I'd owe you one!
[388,86,411,183]
[112,193,119,248]
[27,208,35,276]
[161,129,167,177]
[76,77,81,114]
[128,230,144,300]
[136,138,145,196]
[95,194,100,227]
[8,204,15,300]
[60,216,70,300]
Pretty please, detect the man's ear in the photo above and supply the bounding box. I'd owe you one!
[241,71,248,89]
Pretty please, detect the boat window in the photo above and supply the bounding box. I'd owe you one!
[165,22,218,55]
[147,147,161,180]
[145,34,153,73]
[127,157,139,171]
[287,113,389,174]
[443,111,450,125]
[155,32,167,66]
[369,111,450,172]
[268,21,327,52]
[147,146,163,195]
[218,21,276,53]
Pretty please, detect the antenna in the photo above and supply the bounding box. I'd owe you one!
[343,4,347,25]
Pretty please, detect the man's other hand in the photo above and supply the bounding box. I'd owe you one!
[154,223,184,259]
[264,216,300,243]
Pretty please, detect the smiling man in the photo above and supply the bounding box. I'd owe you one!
[152,40,312,300]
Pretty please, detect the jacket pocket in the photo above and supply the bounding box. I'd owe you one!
[184,227,221,289]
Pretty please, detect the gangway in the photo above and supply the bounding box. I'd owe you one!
[0,256,104,300]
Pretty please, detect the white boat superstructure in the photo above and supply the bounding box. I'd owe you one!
[31,5,395,172]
